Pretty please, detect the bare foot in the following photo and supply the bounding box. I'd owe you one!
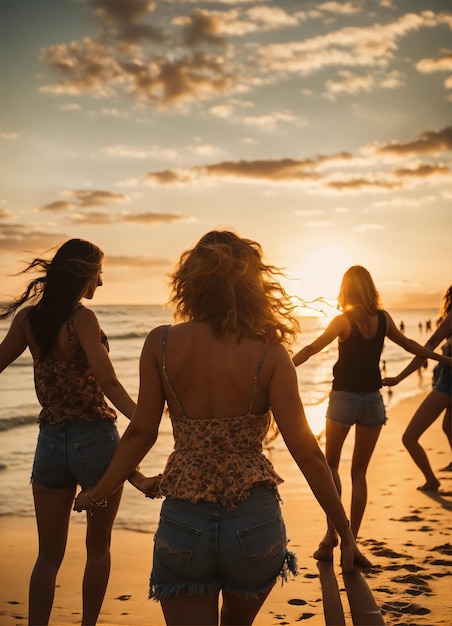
[417,480,440,491]
[439,462,452,472]
[313,534,338,561]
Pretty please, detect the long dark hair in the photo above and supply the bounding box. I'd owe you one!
[437,285,452,326]
[0,239,103,360]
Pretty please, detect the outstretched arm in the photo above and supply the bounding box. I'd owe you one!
[293,315,345,367]
[270,346,371,572]
[383,311,452,386]
[0,309,29,373]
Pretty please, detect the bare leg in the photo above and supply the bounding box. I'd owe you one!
[402,391,449,490]
[350,425,382,538]
[82,486,123,626]
[314,420,350,561]
[161,589,219,626]
[29,482,76,626]
[221,588,272,626]
[440,407,452,470]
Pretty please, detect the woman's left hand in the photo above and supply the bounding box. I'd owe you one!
[73,490,91,512]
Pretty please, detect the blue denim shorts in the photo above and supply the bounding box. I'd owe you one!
[149,485,298,601]
[31,419,119,489]
[433,364,452,396]
[326,390,387,428]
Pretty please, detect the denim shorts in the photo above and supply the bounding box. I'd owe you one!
[149,485,298,601]
[31,419,119,489]
[433,364,452,396]
[326,390,387,428]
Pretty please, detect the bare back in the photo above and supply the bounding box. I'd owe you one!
[158,322,273,420]
[341,310,380,342]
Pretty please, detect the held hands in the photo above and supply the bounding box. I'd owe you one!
[136,473,163,499]
[73,489,105,513]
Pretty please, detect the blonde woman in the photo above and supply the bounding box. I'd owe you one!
[292,266,451,560]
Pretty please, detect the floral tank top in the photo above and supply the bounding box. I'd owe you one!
[34,306,117,425]
[158,325,283,508]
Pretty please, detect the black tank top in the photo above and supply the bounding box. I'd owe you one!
[332,310,386,392]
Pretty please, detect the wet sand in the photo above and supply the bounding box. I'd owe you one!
[1,392,451,625]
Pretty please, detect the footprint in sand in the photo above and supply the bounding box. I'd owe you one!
[288,598,308,606]
[116,594,132,601]
[429,543,452,556]
[381,600,431,616]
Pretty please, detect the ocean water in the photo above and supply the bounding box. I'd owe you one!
[0,305,438,532]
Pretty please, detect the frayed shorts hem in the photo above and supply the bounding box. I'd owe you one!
[148,549,298,602]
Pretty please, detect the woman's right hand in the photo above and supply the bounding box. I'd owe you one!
[340,528,372,573]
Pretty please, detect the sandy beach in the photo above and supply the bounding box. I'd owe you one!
[1,392,451,626]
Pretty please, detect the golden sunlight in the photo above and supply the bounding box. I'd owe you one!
[285,242,351,318]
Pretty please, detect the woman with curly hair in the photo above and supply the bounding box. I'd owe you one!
[75,230,371,626]
[384,285,452,490]
[0,238,150,626]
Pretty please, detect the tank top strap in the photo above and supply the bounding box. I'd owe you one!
[246,343,268,417]
[66,305,83,353]
[162,324,188,418]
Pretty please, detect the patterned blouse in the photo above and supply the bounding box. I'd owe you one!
[34,307,116,425]
[158,325,283,508]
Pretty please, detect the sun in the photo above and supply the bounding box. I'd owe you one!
[287,243,352,316]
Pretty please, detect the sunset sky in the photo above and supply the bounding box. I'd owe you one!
[1,0,451,310]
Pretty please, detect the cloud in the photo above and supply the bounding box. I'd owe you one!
[317,2,362,16]
[121,212,185,224]
[416,52,452,74]
[376,126,452,156]
[38,201,76,212]
[0,209,15,219]
[41,38,239,106]
[87,0,165,45]
[39,5,450,110]
[255,12,446,77]
[72,189,129,207]
[68,209,186,225]
[143,126,450,194]
[106,254,172,269]
[176,9,226,47]
[0,225,66,254]
[0,132,19,140]
[38,190,130,214]
[145,151,357,185]
[393,163,451,179]
[325,69,403,97]
[242,111,300,130]
[174,6,299,44]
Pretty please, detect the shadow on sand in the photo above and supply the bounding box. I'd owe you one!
[317,561,386,626]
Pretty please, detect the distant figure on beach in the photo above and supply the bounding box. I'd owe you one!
[426,318,432,332]
[292,266,451,560]
[0,239,152,626]
[383,286,452,489]
[74,230,371,626]
[399,320,405,333]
